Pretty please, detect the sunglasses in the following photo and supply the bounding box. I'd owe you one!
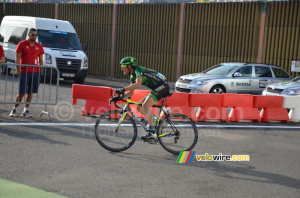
[30,33,38,37]
[121,64,127,68]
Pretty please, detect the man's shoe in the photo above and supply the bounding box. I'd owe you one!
[22,110,32,118]
[140,132,157,140]
[9,109,17,117]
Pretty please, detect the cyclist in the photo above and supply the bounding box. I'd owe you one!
[114,57,170,140]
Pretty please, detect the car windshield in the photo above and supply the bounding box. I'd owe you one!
[292,76,300,82]
[37,29,82,50]
[202,64,239,75]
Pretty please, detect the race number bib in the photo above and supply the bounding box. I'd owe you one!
[157,72,166,81]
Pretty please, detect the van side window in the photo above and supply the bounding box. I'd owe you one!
[0,26,15,45]
[8,27,28,45]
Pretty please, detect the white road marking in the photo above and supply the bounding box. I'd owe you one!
[0,123,300,129]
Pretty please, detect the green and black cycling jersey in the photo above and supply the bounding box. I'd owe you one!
[130,66,167,88]
[130,66,169,102]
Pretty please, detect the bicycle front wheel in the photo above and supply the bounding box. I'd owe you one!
[95,110,137,152]
[158,113,198,155]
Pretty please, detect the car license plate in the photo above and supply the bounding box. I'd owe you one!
[177,83,187,88]
[61,73,75,77]
[60,51,75,57]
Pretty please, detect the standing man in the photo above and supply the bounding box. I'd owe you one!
[9,28,44,118]
[0,44,5,64]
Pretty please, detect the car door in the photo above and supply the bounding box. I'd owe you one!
[229,66,254,93]
[252,66,274,94]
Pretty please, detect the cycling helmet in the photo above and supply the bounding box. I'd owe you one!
[120,57,136,68]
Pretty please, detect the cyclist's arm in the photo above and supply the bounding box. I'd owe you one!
[126,89,134,97]
[124,76,142,92]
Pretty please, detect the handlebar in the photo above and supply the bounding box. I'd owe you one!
[109,94,128,109]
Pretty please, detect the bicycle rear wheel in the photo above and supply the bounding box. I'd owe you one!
[158,113,198,155]
[95,110,137,152]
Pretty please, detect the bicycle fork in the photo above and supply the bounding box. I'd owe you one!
[114,111,128,133]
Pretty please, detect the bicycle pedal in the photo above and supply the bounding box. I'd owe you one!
[147,138,158,144]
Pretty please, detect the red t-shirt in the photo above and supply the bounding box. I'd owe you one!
[16,40,44,73]
[0,45,5,58]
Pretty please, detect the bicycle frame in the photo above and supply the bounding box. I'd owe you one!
[115,97,179,137]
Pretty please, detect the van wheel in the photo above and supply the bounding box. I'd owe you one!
[209,85,226,94]
[1,65,11,75]
[74,78,85,84]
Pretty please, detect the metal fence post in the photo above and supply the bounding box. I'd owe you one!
[55,3,59,19]
[110,4,117,80]
[257,2,266,63]
[3,1,5,17]
[176,3,185,80]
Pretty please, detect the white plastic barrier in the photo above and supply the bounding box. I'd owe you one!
[283,96,300,122]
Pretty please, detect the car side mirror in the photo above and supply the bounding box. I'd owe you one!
[81,44,87,53]
[233,72,242,77]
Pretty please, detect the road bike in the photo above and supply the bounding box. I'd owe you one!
[94,93,198,155]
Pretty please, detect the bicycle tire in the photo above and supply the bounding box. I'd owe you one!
[95,110,137,152]
[158,113,198,155]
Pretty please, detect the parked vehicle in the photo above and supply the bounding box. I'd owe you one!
[175,62,292,94]
[262,76,300,97]
[0,16,88,84]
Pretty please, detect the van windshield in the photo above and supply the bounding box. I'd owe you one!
[37,29,82,50]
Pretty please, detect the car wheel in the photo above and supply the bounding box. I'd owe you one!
[209,85,226,94]
[74,78,85,84]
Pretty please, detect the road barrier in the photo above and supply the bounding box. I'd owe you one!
[71,85,300,123]
[0,63,59,119]
[72,85,115,116]
[189,94,228,122]
[283,96,300,122]
[222,94,261,122]
[165,92,197,121]
[254,95,289,123]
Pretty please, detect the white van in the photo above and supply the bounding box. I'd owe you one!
[0,16,88,84]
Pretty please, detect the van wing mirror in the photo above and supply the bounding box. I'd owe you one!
[233,72,242,77]
[81,44,87,53]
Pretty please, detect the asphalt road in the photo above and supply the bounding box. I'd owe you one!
[0,125,299,198]
[0,76,300,198]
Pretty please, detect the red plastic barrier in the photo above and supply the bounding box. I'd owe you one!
[72,84,111,104]
[222,94,260,122]
[189,94,228,122]
[254,96,289,122]
[164,92,197,121]
[72,85,114,116]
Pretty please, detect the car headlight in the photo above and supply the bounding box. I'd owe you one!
[45,53,52,64]
[83,57,88,68]
[283,88,300,95]
[191,79,210,85]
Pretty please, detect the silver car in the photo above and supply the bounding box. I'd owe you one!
[175,62,292,94]
[262,76,300,97]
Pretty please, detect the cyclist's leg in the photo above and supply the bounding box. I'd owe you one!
[143,94,157,127]
[145,84,170,126]
[136,96,147,115]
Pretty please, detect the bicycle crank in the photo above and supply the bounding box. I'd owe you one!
[144,138,158,144]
